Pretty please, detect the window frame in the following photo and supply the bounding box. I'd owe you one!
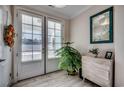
[21,13,43,62]
[47,18,64,59]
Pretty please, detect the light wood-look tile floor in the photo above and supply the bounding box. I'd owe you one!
[12,71,99,87]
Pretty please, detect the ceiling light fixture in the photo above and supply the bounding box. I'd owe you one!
[49,5,67,8]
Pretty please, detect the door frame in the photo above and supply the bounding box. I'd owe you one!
[17,10,45,80]
[46,17,65,73]
[13,6,66,83]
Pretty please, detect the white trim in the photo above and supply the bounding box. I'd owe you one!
[15,5,93,20]
[70,5,93,19]
[16,5,69,20]
[22,5,70,20]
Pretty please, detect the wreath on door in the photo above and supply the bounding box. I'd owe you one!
[4,24,15,47]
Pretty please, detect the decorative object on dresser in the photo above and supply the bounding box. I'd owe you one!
[105,51,113,59]
[89,48,99,58]
[82,56,113,87]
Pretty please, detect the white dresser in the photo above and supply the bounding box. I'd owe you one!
[82,56,113,87]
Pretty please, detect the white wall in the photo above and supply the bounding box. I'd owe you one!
[0,5,12,86]
[70,5,124,86]
[70,5,114,55]
[114,6,124,87]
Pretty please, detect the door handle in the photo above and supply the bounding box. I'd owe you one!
[16,52,19,57]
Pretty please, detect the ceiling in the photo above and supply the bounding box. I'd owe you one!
[23,5,92,19]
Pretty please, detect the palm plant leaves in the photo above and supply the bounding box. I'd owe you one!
[56,42,81,74]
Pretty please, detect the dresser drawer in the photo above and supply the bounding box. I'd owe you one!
[82,66,110,80]
[85,73,111,87]
[82,59,111,71]
[82,56,113,87]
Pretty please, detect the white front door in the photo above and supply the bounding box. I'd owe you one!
[46,18,63,73]
[17,11,44,80]
[16,11,64,81]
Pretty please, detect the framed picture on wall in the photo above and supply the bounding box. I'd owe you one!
[90,7,113,44]
[105,51,113,59]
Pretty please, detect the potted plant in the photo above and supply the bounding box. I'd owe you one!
[56,42,81,75]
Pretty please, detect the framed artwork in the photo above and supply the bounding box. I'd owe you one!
[105,51,112,59]
[90,7,113,44]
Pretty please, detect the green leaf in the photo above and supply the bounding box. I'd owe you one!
[56,42,81,73]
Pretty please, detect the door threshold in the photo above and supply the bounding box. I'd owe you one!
[11,70,61,86]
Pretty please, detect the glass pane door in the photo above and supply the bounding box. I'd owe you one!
[48,20,62,59]
[46,19,63,73]
[18,11,44,80]
[17,11,64,80]
[21,14,42,62]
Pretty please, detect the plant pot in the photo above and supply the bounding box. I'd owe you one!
[94,54,98,58]
[67,70,77,76]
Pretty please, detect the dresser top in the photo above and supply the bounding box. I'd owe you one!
[82,56,113,67]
